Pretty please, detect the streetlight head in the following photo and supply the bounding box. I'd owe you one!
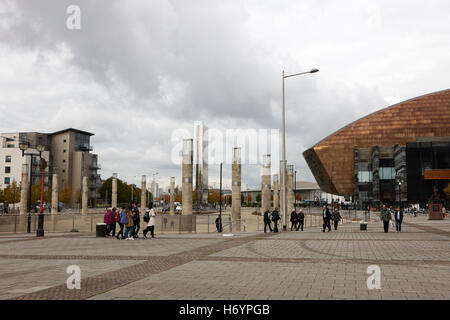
[19,142,28,151]
[36,145,45,152]
[310,68,319,73]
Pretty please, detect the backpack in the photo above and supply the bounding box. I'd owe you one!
[144,212,150,223]
[133,212,140,223]
[120,212,128,224]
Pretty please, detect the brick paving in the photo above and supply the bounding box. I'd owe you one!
[0,214,449,300]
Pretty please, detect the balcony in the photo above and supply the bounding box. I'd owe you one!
[90,163,101,170]
[77,143,93,152]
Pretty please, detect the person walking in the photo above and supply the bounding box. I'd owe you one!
[146,202,156,238]
[290,209,298,231]
[380,204,392,233]
[322,205,331,232]
[142,209,150,238]
[215,216,222,233]
[442,206,447,219]
[331,209,342,230]
[125,207,134,240]
[263,209,272,233]
[108,207,118,237]
[104,208,112,236]
[394,207,404,232]
[296,209,304,231]
[132,207,141,238]
[117,207,127,239]
[272,208,280,233]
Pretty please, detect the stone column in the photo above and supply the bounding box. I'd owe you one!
[261,154,271,214]
[232,147,241,232]
[51,174,58,214]
[82,176,88,215]
[141,175,147,213]
[170,177,175,215]
[112,173,118,209]
[182,139,193,215]
[280,160,287,227]
[19,164,29,215]
[287,165,294,215]
[273,174,279,210]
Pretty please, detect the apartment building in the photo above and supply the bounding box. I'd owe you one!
[0,128,101,207]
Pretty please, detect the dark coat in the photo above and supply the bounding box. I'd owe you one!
[290,211,297,222]
[331,211,341,222]
[297,211,304,221]
[322,208,331,221]
[394,210,404,222]
[264,211,271,223]
[272,210,280,222]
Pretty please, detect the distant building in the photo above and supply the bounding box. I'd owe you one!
[0,128,101,206]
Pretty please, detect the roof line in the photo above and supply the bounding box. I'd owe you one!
[310,88,450,148]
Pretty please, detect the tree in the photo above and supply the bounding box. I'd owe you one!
[0,188,4,203]
[3,180,20,204]
[61,181,72,204]
[256,193,261,203]
[174,186,182,203]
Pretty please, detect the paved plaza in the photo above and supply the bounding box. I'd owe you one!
[0,214,449,300]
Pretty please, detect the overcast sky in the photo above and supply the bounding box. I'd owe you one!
[1,0,449,190]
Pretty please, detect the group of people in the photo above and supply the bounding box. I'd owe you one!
[321,205,342,232]
[379,204,404,233]
[262,205,343,233]
[103,202,156,240]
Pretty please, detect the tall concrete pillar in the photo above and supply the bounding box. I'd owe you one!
[82,176,88,215]
[141,175,147,213]
[182,139,193,215]
[280,160,287,227]
[261,155,271,214]
[51,174,58,214]
[287,165,294,215]
[112,173,118,209]
[19,164,29,215]
[273,174,279,210]
[232,147,241,232]
[170,177,175,215]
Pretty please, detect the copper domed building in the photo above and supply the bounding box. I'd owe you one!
[303,89,450,211]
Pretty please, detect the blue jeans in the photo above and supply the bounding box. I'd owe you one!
[395,220,402,232]
[125,226,133,238]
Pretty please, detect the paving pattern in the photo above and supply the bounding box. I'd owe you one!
[0,214,449,300]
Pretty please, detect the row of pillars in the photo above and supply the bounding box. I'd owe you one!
[18,164,89,215]
[181,139,242,231]
[261,155,295,222]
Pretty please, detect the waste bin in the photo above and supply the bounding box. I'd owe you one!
[96,223,107,237]
[360,223,367,231]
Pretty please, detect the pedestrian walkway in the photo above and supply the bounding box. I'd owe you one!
[0,214,448,300]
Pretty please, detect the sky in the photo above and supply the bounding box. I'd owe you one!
[0,0,449,191]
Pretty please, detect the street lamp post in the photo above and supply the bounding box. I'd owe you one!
[19,142,45,236]
[281,68,319,231]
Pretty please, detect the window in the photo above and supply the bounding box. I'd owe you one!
[62,169,66,173]
[63,139,66,143]
[63,159,66,163]
[379,167,395,180]
[4,177,10,184]
[358,171,373,182]
[5,166,11,174]
[7,144,14,148]
[5,155,11,163]
[63,149,66,153]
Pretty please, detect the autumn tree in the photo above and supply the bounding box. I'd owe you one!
[60,181,72,204]
[3,180,21,204]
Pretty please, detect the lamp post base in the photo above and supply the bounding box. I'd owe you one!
[36,214,45,237]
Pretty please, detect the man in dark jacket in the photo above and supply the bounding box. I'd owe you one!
[264,210,272,233]
[296,209,305,231]
[322,205,331,232]
[272,208,280,233]
[394,207,404,232]
[132,206,140,238]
